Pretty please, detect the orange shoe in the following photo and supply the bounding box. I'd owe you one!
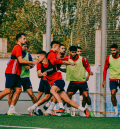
[56,108,65,113]
[85,109,89,117]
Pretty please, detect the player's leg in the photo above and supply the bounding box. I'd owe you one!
[8,89,14,107]
[50,80,65,112]
[21,79,37,103]
[36,91,43,100]
[8,75,22,115]
[27,80,51,116]
[80,82,94,117]
[59,91,89,117]
[110,81,119,117]
[0,73,14,100]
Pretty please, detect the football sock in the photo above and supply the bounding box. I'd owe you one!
[9,105,15,111]
[59,102,64,109]
[88,105,92,111]
[31,104,38,110]
[66,107,71,114]
[78,106,85,111]
[36,106,40,110]
[114,106,118,115]
[45,100,51,107]
[47,102,55,111]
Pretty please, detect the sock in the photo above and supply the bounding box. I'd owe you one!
[88,105,92,111]
[45,100,51,107]
[78,106,85,111]
[59,102,64,109]
[31,104,38,110]
[114,106,118,115]
[66,107,71,114]
[9,105,15,111]
[47,102,55,111]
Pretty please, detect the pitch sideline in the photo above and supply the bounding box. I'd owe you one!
[0,125,51,129]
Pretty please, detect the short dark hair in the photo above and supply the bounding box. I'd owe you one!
[51,41,60,48]
[60,44,65,47]
[37,51,47,57]
[110,44,118,49]
[77,46,82,50]
[69,46,77,51]
[16,33,26,41]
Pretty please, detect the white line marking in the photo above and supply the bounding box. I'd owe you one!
[0,125,51,129]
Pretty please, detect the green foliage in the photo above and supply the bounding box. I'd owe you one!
[0,0,46,53]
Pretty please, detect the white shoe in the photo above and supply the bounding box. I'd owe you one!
[27,107,35,116]
[80,111,86,117]
[7,110,20,116]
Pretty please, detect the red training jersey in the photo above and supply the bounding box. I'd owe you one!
[37,56,63,86]
[5,44,22,76]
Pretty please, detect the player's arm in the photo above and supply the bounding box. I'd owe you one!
[82,57,93,75]
[102,56,110,88]
[17,56,38,65]
[24,54,34,70]
[37,70,47,78]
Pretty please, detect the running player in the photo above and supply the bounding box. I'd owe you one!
[0,33,37,115]
[7,42,39,114]
[102,44,120,117]
[43,44,66,114]
[62,46,93,117]
[27,51,89,117]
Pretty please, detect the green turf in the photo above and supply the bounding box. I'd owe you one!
[0,115,120,129]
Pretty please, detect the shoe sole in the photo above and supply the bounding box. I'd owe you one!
[27,110,35,116]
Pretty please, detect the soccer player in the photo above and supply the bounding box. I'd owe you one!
[76,46,94,117]
[43,44,66,113]
[27,51,89,117]
[62,46,94,117]
[0,33,37,115]
[7,43,38,114]
[102,44,120,117]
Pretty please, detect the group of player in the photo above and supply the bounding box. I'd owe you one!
[0,33,120,117]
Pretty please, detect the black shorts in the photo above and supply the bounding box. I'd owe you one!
[52,80,65,92]
[109,80,120,92]
[5,73,21,89]
[67,82,89,95]
[38,79,51,94]
[21,78,32,91]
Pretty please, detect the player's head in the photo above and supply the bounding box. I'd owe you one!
[69,46,77,59]
[37,51,47,63]
[77,46,82,56]
[16,33,27,45]
[51,41,60,52]
[59,44,65,56]
[22,42,27,52]
[110,44,119,57]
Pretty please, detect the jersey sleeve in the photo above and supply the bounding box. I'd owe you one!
[61,56,69,61]
[28,54,33,61]
[82,57,91,73]
[15,46,22,57]
[103,56,110,80]
[37,63,41,71]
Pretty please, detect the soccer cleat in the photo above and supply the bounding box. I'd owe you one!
[34,109,43,116]
[61,112,71,117]
[27,107,35,116]
[56,108,66,113]
[7,111,21,116]
[115,113,119,118]
[44,110,57,116]
[89,110,95,117]
[43,105,49,110]
[84,109,90,117]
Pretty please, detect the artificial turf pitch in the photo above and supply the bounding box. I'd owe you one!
[0,115,120,129]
